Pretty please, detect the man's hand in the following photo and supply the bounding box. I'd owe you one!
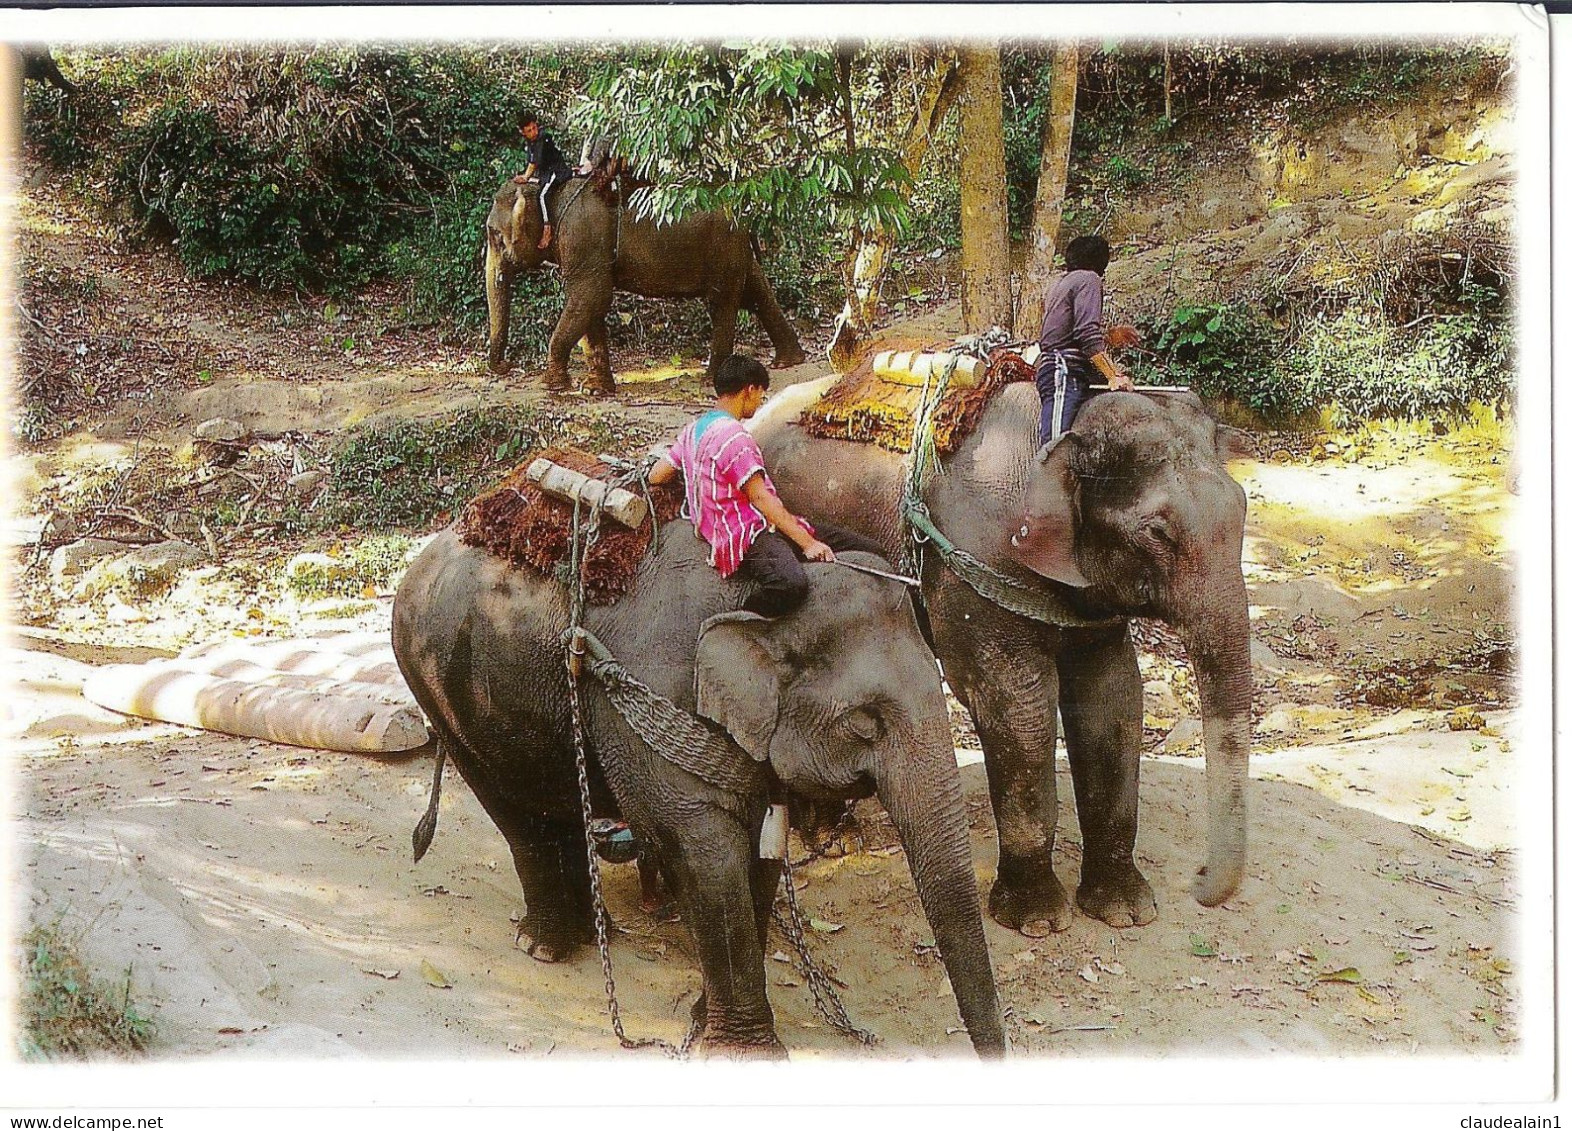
[1090,351,1132,391]
[646,454,678,487]
[512,174,529,185]
[803,540,836,563]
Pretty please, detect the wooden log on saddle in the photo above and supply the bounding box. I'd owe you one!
[525,458,648,530]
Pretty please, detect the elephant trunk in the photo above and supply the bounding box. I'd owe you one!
[875,725,1006,1059]
[1177,574,1253,907]
[485,236,511,373]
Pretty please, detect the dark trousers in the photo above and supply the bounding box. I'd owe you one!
[1035,350,1094,445]
[539,166,572,227]
[740,522,885,618]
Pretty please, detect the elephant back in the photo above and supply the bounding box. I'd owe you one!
[457,447,684,603]
[797,342,1037,456]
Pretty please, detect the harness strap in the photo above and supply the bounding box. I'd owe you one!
[567,626,762,795]
[903,503,1118,629]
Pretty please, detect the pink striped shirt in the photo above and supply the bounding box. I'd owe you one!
[666,411,806,578]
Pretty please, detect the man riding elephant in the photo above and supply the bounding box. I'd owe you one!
[483,166,805,393]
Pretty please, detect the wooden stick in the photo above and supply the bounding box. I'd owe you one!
[525,458,648,529]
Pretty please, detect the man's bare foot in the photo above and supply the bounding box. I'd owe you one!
[537,225,553,250]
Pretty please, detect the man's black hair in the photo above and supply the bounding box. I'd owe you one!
[713,354,770,397]
[1064,234,1111,276]
[518,111,540,131]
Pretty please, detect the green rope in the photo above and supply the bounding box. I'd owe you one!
[897,353,1118,630]
[903,502,1118,629]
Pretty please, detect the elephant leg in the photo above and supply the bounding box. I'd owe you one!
[933,597,1071,936]
[1058,625,1157,928]
[499,813,596,962]
[582,316,616,396]
[705,289,740,378]
[669,817,786,1059]
[743,263,805,369]
[485,238,512,374]
[544,275,612,391]
[750,853,784,955]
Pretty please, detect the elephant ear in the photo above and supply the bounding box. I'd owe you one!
[694,611,782,762]
[1214,424,1257,463]
[1009,435,1092,588]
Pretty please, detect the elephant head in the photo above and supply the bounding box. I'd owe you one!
[483,180,556,372]
[1012,392,1254,907]
[693,554,1006,1057]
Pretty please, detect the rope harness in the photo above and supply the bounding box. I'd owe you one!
[559,459,874,1056]
[897,346,1120,631]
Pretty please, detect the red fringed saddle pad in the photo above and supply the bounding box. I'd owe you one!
[796,341,1036,456]
[457,446,684,603]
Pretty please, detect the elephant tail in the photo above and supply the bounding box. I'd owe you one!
[412,738,448,863]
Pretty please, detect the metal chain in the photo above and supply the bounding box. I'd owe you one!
[563,494,696,1058]
[771,850,877,1047]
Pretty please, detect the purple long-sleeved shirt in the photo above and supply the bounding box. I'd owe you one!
[1036,269,1106,359]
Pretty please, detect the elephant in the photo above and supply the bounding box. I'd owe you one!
[483,177,806,390]
[18,47,76,95]
[391,523,1004,1059]
[751,380,1252,937]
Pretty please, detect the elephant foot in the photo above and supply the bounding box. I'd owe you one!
[640,897,680,922]
[584,376,617,397]
[770,347,807,369]
[988,872,1072,937]
[1076,865,1158,928]
[514,913,595,963]
[700,1033,789,1061]
[541,372,572,393]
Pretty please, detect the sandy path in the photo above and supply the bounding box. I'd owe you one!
[14,634,1521,1061]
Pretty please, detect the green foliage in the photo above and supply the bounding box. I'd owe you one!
[19,923,152,1060]
[68,47,575,294]
[1136,291,1513,425]
[319,404,549,529]
[575,43,911,244]
[1139,303,1280,406]
[1281,305,1512,424]
[286,535,414,598]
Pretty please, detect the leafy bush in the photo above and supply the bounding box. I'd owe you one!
[81,48,571,294]
[1137,296,1513,425]
[319,404,550,529]
[19,924,152,1060]
[1139,302,1283,409]
[1282,306,1513,423]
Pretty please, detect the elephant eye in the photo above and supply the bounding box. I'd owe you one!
[841,707,883,743]
[1142,519,1176,550]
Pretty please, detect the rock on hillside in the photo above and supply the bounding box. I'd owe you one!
[1104,73,1514,319]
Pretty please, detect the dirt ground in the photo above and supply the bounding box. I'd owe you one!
[7,162,1527,1063]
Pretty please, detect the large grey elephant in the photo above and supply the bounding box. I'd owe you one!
[484,177,806,390]
[392,524,1004,1059]
[752,381,1252,936]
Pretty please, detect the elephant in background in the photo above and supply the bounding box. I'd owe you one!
[753,383,1253,936]
[483,177,806,391]
[392,525,1004,1059]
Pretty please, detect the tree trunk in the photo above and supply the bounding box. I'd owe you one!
[1017,42,1079,338]
[956,43,1013,334]
[829,51,961,371]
